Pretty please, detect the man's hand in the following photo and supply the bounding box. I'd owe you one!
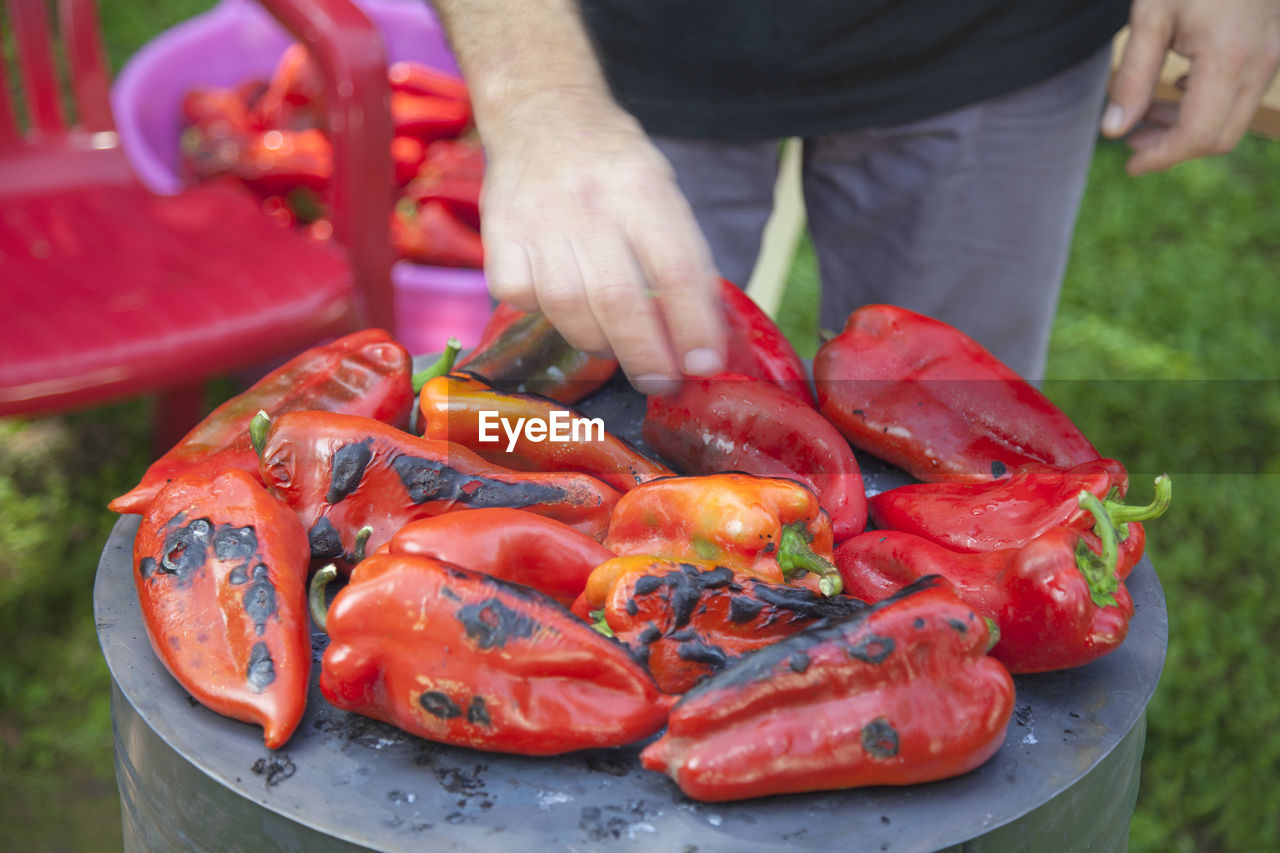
[432,0,726,393]
[1103,0,1280,174]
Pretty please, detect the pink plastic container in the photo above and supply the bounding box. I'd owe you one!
[111,0,492,355]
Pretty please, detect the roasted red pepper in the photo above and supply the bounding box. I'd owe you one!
[643,372,866,540]
[313,554,672,754]
[420,372,671,491]
[391,197,484,268]
[257,410,621,567]
[233,128,333,196]
[640,576,1014,801]
[591,557,867,693]
[720,280,815,405]
[133,469,312,749]
[870,461,1171,577]
[837,491,1132,673]
[252,43,325,131]
[604,473,844,596]
[814,304,1101,482]
[110,329,414,515]
[181,88,259,138]
[457,303,619,404]
[407,171,482,230]
[377,508,615,607]
[391,135,427,186]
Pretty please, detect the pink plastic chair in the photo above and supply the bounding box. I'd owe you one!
[0,0,396,450]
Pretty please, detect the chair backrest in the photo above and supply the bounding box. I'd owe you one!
[1,0,112,145]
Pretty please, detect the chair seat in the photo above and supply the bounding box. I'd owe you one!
[0,181,360,416]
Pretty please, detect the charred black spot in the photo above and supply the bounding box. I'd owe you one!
[861,718,899,759]
[158,516,214,583]
[913,617,926,629]
[632,575,664,596]
[328,438,375,504]
[668,628,697,642]
[455,598,537,649]
[228,564,250,585]
[676,639,729,668]
[139,557,157,580]
[761,541,776,555]
[637,625,662,646]
[789,652,810,673]
[947,618,969,634]
[244,564,277,635]
[991,460,1008,478]
[308,518,345,560]
[728,595,764,623]
[213,525,258,564]
[465,697,491,727]
[624,598,639,616]
[392,456,568,509]
[668,571,702,629]
[847,633,895,664]
[419,691,462,719]
[698,567,735,588]
[247,642,275,692]
[750,580,867,622]
[440,586,462,603]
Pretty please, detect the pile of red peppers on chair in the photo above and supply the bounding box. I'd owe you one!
[114,292,1171,802]
[180,43,484,268]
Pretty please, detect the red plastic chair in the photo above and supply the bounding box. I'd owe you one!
[0,0,396,450]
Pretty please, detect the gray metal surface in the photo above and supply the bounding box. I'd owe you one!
[95,377,1167,852]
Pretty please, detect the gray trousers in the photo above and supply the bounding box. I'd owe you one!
[654,46,1113,380]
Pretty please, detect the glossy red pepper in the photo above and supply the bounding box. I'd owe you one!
[133,469,312,749]
[814,304,1101,482]
[391,198,484,268]
[391,135,427,186]
[387,61,471,104]
[604,473,844,596]
[252,43,325,131]
[640,576,1014,801]
[837,491,1132,673]
[870,461,1171,576]
[420,372,672,492]
[418,138,485,183]
[233,128,334,196]
[109,329,414,515]
[591,558,868,693]
[181,87,259,138]
[257,410,621,568]
[390,91,472,144]
[643,372,866,540]
[457,303,619,404]
[407,172,482,230]
[313,554,673,754]
[377,508,615,607]
[720,280,815,405]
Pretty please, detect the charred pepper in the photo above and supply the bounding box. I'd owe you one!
[420,371,672,491]
[133,469,312,749]
[457,303,619,404]
[591,557,867,693]
[110,328,414,515]
[604,473,844,596]
[257,411,620,568]
[377,507,615,607]
[313,554,672,754]
[837,490,1133,673]
[814,304,1101,482]
[641,576,1014,801]
[643,372,866,539]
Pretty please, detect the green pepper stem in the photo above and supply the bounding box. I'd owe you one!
[777,522,844,597]
[249,410,271,459]
[983,616,1001,653]
[411,338,462,392]
[1105,474,1173,525]
[1076,491,1121,608]
[309,564,339,632]
[588,609,615,637]
[352,526,373,564]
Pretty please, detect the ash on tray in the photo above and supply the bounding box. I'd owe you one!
[251,753,296,787]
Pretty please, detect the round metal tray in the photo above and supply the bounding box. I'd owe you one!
[95,379,1166,852]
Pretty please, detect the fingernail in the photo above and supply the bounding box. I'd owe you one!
[1102,103,1125,136]
[633,373,680,396]
[683,347,723,376]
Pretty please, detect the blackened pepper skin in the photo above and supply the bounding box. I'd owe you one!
[317,554,673,755]
[641,577,1015,801]
[259,411,620,569]
[133,469,312,749]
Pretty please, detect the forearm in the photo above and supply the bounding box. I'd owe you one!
[431,0,633,153]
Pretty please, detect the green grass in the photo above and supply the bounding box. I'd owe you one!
[2,3,1279,849]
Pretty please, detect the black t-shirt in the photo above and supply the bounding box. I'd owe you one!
[578,0,1130,139]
